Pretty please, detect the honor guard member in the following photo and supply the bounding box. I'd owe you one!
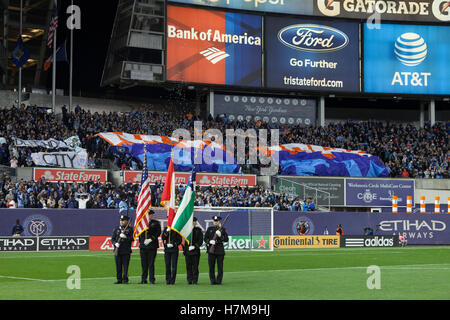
[11,219,24,237]
[204,215,229,285]
[182,217,203,285]
[111,215,133,284]
[138,210,161,284]
[161,227,182,285]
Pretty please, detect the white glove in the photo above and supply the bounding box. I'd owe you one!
[209,240,216,245]
[166,227,171,232]
[215,230,221,237]
[144,239,152,245]
[167,243,174,248]
[189,245,195,251]
[114,243,120,248]
[119,233,127,239]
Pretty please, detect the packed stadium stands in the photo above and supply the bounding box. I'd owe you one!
[0,102,447,210]
[0,170,315,211]
[0,104,448,179]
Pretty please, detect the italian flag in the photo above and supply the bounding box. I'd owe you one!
[170,167,196,244]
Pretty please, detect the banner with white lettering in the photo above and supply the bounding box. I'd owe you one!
[13,137,68,149]
[31,150,88,168]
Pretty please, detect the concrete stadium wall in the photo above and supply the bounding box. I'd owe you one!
[0,91,138,114]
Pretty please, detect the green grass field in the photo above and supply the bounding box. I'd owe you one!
[1,246,450,300]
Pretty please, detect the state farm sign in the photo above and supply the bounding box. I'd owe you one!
[123,171,256,187]
[33,168,108,183]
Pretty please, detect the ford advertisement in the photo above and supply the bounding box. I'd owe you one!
[265,17,360,92]
[364,23,450,95]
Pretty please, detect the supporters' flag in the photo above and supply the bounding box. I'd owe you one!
[161,154,176,227]
[133,145,152,240]
[43,40,67,71]
[47,0,58,48]
[170,166,196,244]
[11,37,30,68]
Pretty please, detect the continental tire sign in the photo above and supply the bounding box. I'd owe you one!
[273,235,340,249]
[341,235,399,247]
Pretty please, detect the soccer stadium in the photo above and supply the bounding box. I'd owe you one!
[0,0,449,309]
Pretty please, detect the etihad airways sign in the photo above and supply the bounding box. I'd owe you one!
[314,0,450,22]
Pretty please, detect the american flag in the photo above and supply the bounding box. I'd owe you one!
[133,145,152,240]
[47,0,58,48]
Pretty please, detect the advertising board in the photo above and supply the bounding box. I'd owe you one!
[265,17,360,92]
[167,5,262,87]
[364,23,450,95]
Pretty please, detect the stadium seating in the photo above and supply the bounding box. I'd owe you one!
[0,104,448,210]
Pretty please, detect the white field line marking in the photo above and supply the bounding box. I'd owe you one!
[0,249,416,259]
[1,264,449,283]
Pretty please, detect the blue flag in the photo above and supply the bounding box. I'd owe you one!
[11,37,30,68]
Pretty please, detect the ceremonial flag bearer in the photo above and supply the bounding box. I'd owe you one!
[138,210,161,284]
[111,215,133,284]
[204,215,229,285]
[182,217,203,285]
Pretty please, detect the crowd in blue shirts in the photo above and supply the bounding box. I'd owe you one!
[0,172,311,211]
[0,104,448,179]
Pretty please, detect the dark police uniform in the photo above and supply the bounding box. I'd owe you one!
[161,228,182,285]
[111,215,133,284]
[138,212,161,284]
[11,221,24,237]
[182,217,203,285]
[204,216,229,285]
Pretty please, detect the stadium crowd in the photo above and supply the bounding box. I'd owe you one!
[0,104,448,179]
[0,171,314,211]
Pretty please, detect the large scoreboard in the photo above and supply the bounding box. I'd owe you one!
[162,0,450,96]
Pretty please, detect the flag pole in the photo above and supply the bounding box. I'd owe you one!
[18,0,23,108]
[52,0,57,113]
[69,0,73,113]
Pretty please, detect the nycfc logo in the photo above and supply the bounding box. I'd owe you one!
[278,24,349,52]
[292,217,315,235]
[23,214,52,236]
[394,33,427,67]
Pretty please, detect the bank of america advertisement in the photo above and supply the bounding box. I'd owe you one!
[166,5,262,87]
[265,17,360,92]
[364,23,450,95]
